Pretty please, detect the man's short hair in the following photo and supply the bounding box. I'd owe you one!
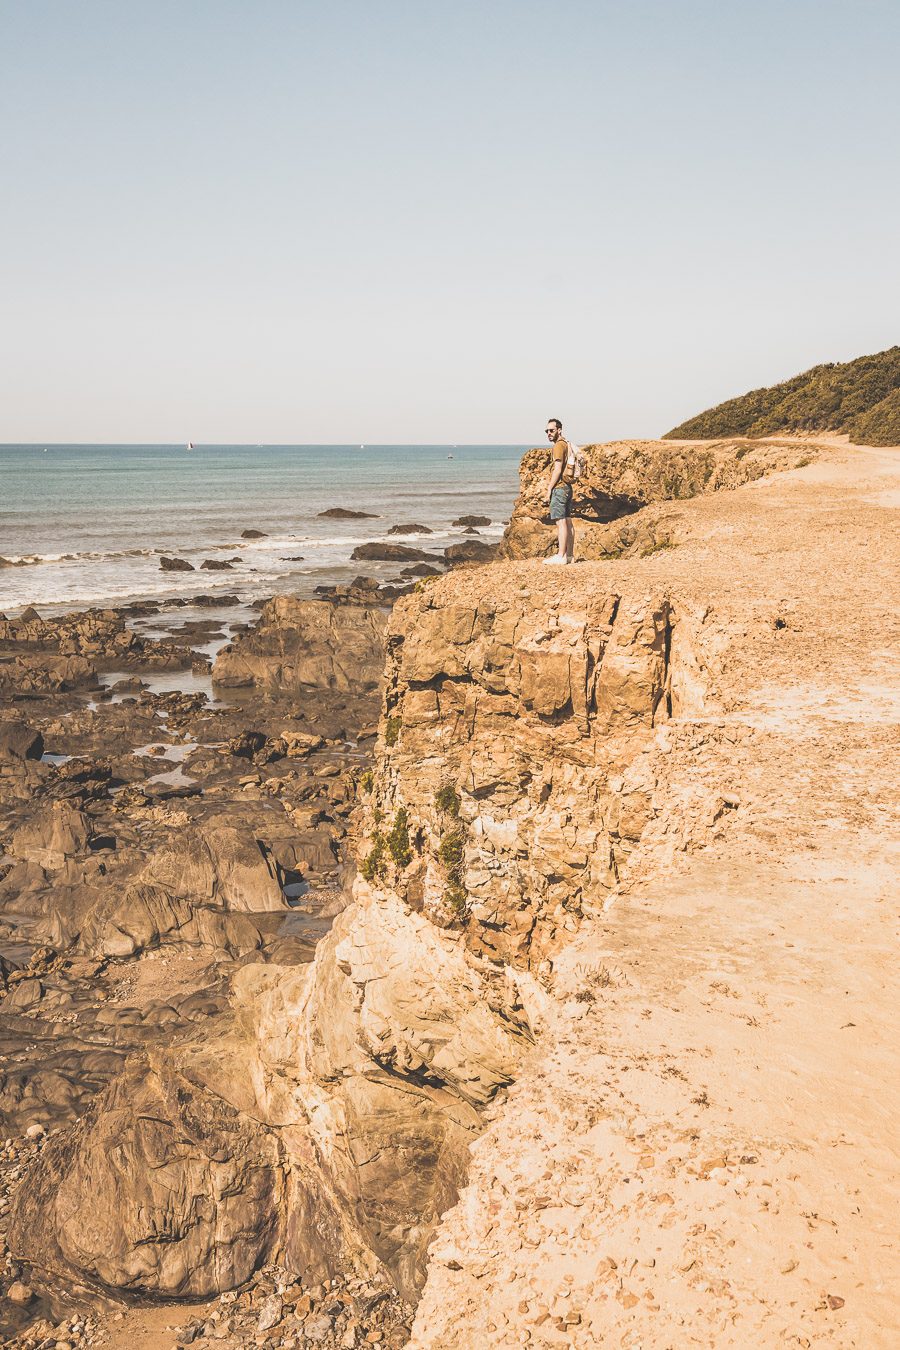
[548,418,562,430]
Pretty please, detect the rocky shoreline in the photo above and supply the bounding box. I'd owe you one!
[2,436,895,1350]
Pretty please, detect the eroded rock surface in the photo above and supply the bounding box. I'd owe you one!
[212,597,387,692]
[501,436,821,559]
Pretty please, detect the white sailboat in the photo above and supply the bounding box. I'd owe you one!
[187,441,194,451]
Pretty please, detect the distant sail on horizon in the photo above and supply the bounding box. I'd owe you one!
[187,441,194,450]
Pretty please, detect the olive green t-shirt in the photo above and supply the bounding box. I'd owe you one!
[552,437,575,486]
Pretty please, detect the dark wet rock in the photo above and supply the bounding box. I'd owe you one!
[0,608,190,673]
[452,514,491,526]
[19,606,42,622]
[317,508,376,519]
[400,564,442,578]
[0,654,98,694]
[386,523,433,535]
[212,597,386,694]
[159,557,195,572]
[443,539,501,564]
[240,529,268,539]
[191,594,241,607]
[0,721,44,762]
[110,677,144,693]
[349,543,439,563]
[200,560,233,571]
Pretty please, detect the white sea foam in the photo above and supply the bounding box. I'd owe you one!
[0,443,523,613]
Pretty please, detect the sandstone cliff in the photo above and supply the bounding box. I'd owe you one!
[9,560,716,1306]
[501,436,818,559]
[8,439,899,1350]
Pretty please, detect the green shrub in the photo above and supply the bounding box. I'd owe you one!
[434,784,461,817]
[663,345,900,444]
[386,807,412,869]
[359,770,374,793]
[734,445,750,460]
[373,806,384,824]
[795,456,813,468]
[437,831,464,869]
[445,878,467,913]
[639,539,677,558]
[360,831,387,882]
[384,716,402,747]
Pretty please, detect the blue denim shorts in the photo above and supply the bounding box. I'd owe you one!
[549,484,573,521]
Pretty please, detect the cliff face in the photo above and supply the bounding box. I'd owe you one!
[10,571,714,1305]
[367,582,709,966]
[501,437,818,560]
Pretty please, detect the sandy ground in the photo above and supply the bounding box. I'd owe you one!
[407,441,900,1347]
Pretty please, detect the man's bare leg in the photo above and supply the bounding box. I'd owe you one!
[565,519,575,560]
[556,518,568,559]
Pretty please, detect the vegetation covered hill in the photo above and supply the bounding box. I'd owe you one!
[664,346,900,445]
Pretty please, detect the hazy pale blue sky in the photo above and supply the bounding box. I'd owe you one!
[2,0,898,443]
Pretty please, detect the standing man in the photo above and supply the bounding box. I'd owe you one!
[543,418,575,565]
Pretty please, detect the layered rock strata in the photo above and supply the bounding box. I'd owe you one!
[501,436,821,559]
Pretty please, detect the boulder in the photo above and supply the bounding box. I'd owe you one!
[8,1057,285,1298]
[443,540,500,565]
[317,508,377,519]
[11,804,92,868]
[350,543,438,563]
[200,560,233,570]
[76,883,267,959]
[160,557,195,572]
[452,515,491,527]
[0,721,44,762]
[241,529,268,539]
[0,655,98,694]
[386,524,433,535]
[212,597,386,694]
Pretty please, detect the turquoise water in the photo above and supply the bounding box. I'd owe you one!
[0,444,526,612]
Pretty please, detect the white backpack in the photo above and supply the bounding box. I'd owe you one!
[565,439,587,482]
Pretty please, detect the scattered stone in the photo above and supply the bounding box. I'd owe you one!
[452,515,490,526]
[200,560,233,570]
[159,557,195,572]
[241,530,268,539]
[386,523,433,535]
[7,1280,33,1304]
[256,1294,283,1331]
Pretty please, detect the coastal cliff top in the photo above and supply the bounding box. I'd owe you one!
[407,436,900,1348]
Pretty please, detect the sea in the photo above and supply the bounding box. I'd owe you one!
[0,444,527,616]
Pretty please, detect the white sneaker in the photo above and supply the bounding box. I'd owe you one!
[542,554,569,565]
